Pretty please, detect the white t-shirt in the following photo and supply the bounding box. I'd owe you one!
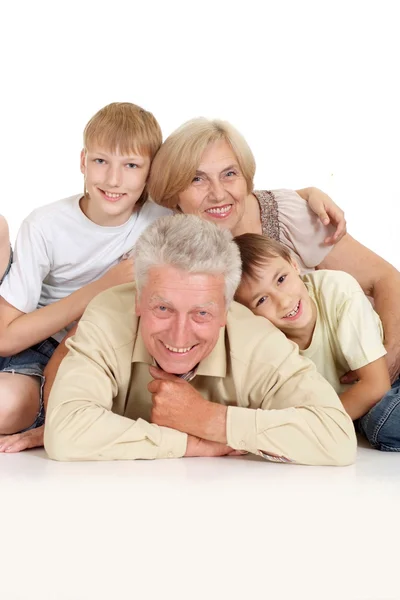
[300,270,386,394]
[0,194,172,341]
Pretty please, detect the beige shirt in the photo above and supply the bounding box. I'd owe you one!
[45,284,356,466]
[301,270,386,394]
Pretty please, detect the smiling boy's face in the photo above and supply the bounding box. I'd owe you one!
[80,147,151,226]
[235,255,316,340]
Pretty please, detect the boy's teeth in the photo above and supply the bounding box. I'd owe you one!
[206,206,230,214]
[164,343,192,353]
[104,191,123,198]
[284,302,300,318]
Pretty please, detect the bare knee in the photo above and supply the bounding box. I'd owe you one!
[0,373,40,434]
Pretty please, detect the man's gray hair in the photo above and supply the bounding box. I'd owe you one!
[133,214,242,306]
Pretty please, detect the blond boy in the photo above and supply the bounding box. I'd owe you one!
[0,103,171,444]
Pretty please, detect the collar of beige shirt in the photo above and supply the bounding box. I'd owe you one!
[131,321,227,378]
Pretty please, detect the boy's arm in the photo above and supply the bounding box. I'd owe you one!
[339,357,391,420]
[318,234,400,382]
[0,259,134,356]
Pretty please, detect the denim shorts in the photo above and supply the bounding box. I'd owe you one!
[0,337,59,431]
[0,245,12,285]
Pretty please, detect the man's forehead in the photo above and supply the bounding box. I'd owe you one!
[147,266,224,286]
[149,293,219,307]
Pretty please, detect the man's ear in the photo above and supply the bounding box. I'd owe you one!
[220,309,228,327]
[80,149,86,175]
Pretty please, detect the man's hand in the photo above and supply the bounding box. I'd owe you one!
[185,435,245,458]
[0,424,44,453]
[148,366,227,443]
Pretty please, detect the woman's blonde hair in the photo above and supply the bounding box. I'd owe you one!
[147,118,256,209]
[83,102,162,206]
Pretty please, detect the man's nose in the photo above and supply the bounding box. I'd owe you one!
[170,315,190,347]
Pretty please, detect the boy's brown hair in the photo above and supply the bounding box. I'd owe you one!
[234,233,293,281]
[83,102,162,205]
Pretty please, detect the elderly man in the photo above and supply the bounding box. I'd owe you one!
[44,215,356,465]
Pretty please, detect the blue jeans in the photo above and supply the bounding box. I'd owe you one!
[0,337,59,432]
[358,377,400,451]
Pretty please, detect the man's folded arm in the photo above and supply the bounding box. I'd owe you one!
[44,318,187,461]
[226,345,357,467]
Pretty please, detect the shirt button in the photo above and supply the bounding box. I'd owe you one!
[168,451,174,458]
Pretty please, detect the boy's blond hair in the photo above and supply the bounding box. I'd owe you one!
[234,233,293,282]
[147,118,256,210]
[83,102,162,205]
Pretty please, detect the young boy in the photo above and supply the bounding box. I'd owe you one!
[233,233,393,432]
[0,102,171,442]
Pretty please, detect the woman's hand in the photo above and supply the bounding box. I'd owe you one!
[297,187,346,245]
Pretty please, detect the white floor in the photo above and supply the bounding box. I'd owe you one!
[1,439,399,600]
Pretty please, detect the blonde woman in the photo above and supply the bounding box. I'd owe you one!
[148,118,400,384]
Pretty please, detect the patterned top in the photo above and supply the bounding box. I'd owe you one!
[252,189,335,273]
[253,190,281,241]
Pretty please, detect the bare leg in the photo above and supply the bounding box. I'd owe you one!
[0,373,41,434]
[0,215,11,282]
[0,326,77,452]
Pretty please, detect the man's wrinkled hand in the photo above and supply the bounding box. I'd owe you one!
[148,366,227,442]
[0,424,44,453]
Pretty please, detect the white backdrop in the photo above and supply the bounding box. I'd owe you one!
[1,4,399,599]
[1,0,399,267]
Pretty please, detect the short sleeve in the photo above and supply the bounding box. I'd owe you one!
[336,292,386,371]
[272,189,336,271]
[0,219,51,313]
